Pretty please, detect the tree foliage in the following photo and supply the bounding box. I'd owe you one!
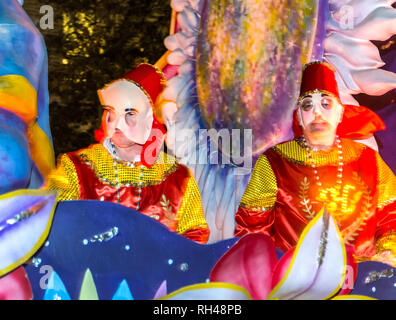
[24,0,171,156]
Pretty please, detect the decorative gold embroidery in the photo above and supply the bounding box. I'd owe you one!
[317,184,362,219]
[298,172,374,245]
[160,194,176,223]
[339,172,373,245]
[160,194,172,212]
[376,231,396,255]
[299,176,316,220]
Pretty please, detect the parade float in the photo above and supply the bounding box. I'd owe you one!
[0,0,396,300]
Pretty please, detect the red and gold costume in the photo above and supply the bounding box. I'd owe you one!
[47,145,209,243]
[235,61,396,263]
[235,138,396,259]
[46,63,209,244]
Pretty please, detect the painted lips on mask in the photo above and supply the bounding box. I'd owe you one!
[307,119,331,133]
[111,129,143,147]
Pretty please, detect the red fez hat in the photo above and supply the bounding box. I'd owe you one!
[123,63,167,108]
[298,61,340,104]
[293,61,385,139]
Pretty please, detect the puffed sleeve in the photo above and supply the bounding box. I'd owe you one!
[43,153,80,201]
[374,153,396,265]
[234,154,277,237]
[176,173,210,244]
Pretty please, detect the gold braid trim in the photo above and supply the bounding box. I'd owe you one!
[77,144,179,188]
[375,152,396,210]
[100,78,156,110]
[376,231,396,255]
[239,154,277,211]
[45,153,80,201]
[99,63,167,110]
[272,138,366,167]
[303,60,336,72]
[238,204,274,212]
[176,174,208,234]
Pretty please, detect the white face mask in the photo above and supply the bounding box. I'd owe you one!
[98,80,154,145]
[298,92,343,135]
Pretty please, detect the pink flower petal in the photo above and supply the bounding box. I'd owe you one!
[0,267,32,300]
[210,233,277,300]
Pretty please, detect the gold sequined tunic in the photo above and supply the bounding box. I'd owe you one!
[46,144,209,243]
[235,138,396,263]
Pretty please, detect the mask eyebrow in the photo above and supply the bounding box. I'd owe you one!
[125,108,138,112]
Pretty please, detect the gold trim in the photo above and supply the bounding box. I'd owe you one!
[141,63,167,88]
[76,146,180,188]
[378,198,396,210]
[332,295,376,300]
[98,63,167,111]
[99,78,156,110]
[302,60,336,72]
[376,231,396,254]
[238,203,274,212]
[272,138,365,167]
[299,176,316,220]
[159,282,252,300]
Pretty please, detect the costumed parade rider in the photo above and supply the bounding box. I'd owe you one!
[45,63,209,244]
[235,61,396,266]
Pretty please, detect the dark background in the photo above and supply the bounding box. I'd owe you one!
[23,0,171,157]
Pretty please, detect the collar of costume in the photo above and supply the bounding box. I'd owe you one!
[77,144,179,188]
[272,138,366,167]
[293,61,386,139]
